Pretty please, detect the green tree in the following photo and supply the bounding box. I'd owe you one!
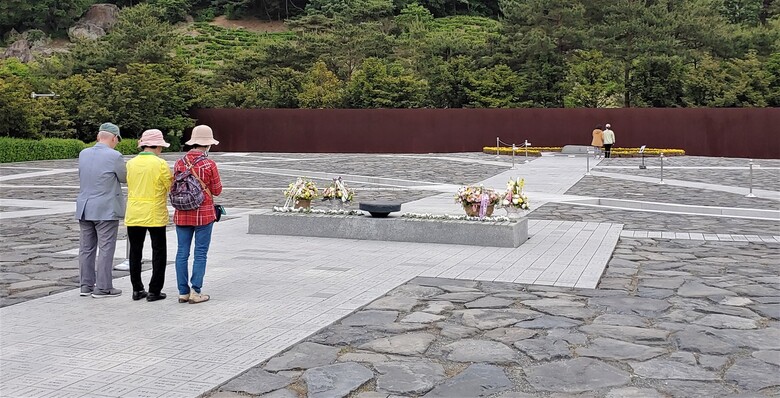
[298,61,344,108]
[303,22,394,80]
[305,0,394,22]
[395,3,434,34]
[106,4,178,67]
[148,0,193,23]
[423,56,475,108]
[204,81,274,108]
[719,0,762,25]
[629,55,686,107]
[591,0,678,107]
[465,64,527,107]
[765,52,780,106]
[563,50,622,108]
[0,0,94,34]
[345,58,429,108]
[499,0,587,107]
[0,76,41,138]
[716,50,772,106]
[52,62,197,141]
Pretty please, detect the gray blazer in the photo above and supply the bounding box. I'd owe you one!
[75,143,127,221]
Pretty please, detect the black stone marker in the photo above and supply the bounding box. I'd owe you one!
[359,201,402,218]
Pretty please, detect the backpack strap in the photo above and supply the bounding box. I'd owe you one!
[182,155,213,199]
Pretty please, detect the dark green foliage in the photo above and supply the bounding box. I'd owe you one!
[630,56,686,107]
[0,0,94,34]
[1,0,777,148]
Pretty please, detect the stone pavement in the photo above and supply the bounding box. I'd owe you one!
[1,152,779,398]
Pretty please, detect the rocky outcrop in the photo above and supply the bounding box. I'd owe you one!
[1,38,32,62]
[68,3,120,41]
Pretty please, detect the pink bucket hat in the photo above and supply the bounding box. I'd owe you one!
[138,129,170,148]
[186,125,219,146]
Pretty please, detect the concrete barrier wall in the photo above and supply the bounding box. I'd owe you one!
[191,108,780,159]
[248,213,529,248]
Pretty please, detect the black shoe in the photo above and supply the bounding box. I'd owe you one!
[147,292,167,302]
[132,290,148,301]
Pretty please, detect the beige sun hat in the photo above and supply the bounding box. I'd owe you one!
[185,125,219,146]
[138,129,170,148]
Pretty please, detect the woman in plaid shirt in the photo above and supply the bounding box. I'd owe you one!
[173,125,222,304]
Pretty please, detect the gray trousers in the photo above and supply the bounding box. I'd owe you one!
[79,220,119,292]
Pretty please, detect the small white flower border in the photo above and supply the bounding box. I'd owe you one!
[271,207,515,222]
[272,206,362,216]
[401,212,511,222]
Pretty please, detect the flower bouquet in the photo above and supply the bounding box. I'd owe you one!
[455,185,501,218]
[321,177,355,208]
[501,177,530,218]
[283,177,319,209]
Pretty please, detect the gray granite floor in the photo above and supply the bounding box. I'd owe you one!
[1,153,779,398]
[209,237,779,398]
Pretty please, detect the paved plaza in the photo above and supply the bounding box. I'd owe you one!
[0,152,778,397]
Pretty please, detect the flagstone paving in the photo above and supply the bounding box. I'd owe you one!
[0,152,778,397]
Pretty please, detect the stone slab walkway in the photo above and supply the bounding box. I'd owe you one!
[1,152,779,398]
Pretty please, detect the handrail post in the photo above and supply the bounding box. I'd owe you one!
[746,159,756,197]
[586,149,592,175]
[524,139,530,163]
[659,152,665,184]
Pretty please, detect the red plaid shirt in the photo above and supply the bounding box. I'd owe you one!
[172,150,222,226]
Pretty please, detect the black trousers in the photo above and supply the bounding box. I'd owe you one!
[603,144,613,158]
[127,226,167,294]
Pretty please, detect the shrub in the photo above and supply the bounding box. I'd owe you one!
[0,137,86,163]
[0,137,147,163]
[114,138,141,155]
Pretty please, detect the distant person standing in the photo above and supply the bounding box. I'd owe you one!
[591,125,604,158]
[173,125,222,304]
[602,123,616,158]
[76,122,126,298]
[125,130,172,302]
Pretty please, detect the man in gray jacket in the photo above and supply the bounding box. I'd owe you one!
[76,122,127,298]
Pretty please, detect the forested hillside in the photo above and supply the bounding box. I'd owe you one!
[1,0,778,143]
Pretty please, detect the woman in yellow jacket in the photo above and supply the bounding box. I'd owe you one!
[125,130,172,302]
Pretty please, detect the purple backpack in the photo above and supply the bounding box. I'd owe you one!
[169,156,207,211]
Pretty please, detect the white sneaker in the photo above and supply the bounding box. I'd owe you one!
[113,259,130,271]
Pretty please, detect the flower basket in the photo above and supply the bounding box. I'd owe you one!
[501,177,530,218]
[283,177,319,209]
[322,177,355,208]
[464,203,495,217]
[294,199,311,209]
[456,185,501,218]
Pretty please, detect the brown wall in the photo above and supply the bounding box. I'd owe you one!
[190,108,780,159]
